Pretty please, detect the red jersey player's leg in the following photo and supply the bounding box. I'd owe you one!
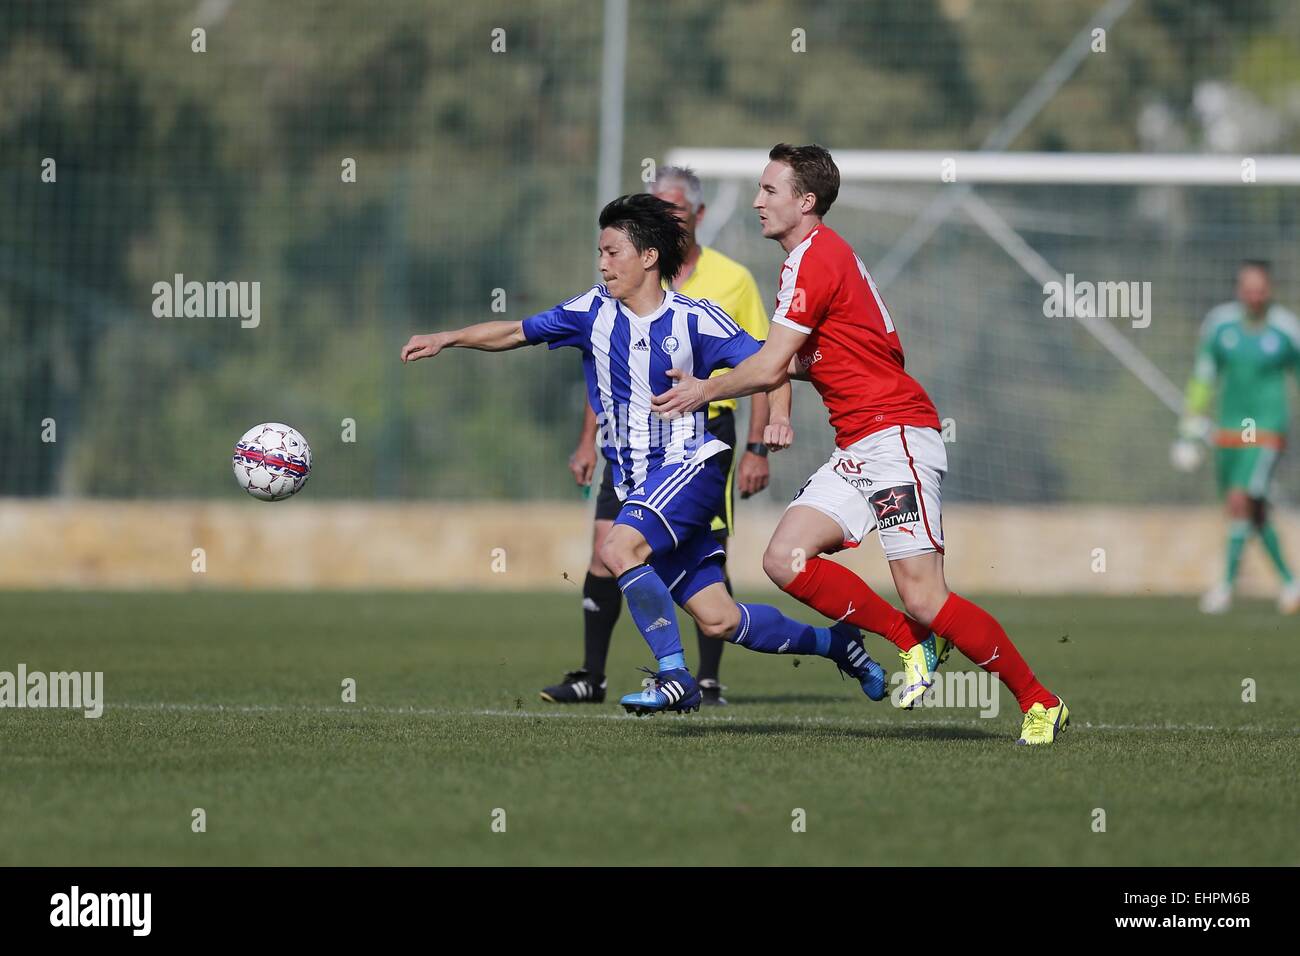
[760,457,931,652]
[890,553,1057,711]
[878,426,1066,744]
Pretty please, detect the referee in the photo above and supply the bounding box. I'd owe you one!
[542,166,772,706]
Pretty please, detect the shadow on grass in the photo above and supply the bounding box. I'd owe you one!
[660,721,998,742]
[723,693,852,705]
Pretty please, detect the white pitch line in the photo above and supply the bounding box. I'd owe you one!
[100,702,1295,735]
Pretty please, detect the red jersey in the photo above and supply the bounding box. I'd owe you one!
[771,223,940,447]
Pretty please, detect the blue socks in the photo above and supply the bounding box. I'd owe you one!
[732,603,835,656]
[615,576,858,675]
[732,604,865,672]
[617,565,684,662]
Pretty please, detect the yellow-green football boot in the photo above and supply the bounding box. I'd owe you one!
[1016,698,1070,745]
[893,633,952,709]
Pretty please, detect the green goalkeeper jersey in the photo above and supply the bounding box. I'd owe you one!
[1189,302,1300,438]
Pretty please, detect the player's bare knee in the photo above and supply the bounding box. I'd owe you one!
[899,586,946,629]
[762,541,799,588]
[597,535,641,578]
[596,545,629,577]
[696,606,741,640]
[590,522,615,574]
[902,598,937,628]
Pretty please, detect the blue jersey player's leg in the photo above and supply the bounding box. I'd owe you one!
[679,564,888,703]
[599,496,700,715]
[605,456,887,716]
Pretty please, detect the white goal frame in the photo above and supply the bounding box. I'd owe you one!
[664,149,1300,415]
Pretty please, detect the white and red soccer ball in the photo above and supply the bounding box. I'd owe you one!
[232,423,312,501]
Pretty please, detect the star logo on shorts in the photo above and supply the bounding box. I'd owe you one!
[872,489,908,519]
[868,485,920,531]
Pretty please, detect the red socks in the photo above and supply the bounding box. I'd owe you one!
[784,560,1057,714]
[932,593,1056,712]
[784,557,928,651]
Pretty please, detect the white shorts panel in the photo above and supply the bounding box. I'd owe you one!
[786,425,946,560]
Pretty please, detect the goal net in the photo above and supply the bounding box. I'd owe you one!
[668,148,1300,507]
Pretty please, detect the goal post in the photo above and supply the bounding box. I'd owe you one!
[666,148,1300,506]
[664,149,1300,186]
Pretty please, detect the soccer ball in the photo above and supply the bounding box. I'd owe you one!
[232,423,312,501]
[1169,438,1204,473]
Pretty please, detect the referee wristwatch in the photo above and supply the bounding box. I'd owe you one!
[745,442,769,457]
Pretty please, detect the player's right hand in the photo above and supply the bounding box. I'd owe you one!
[764,421,794,452]
[1177,415,1212,443]
[569,443,597,486]
[400,333,445,363]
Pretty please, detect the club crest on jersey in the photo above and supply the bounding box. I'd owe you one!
[868,485,920,530]
[661,335,680,354]
[631,338,650,351]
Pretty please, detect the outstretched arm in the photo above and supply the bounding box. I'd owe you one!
[400,320,528,363]
[1170,317,1219,472]
[1183,370,1214,423]
[651,324,806,417]
[1179,319,1219,439]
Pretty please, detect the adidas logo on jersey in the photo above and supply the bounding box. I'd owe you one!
[631,338,649,351]
[627,508,644,519]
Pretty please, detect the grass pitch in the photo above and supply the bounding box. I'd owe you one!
[0,590,1294,866]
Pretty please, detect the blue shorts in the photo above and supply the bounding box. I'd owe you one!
[613,455,729,604]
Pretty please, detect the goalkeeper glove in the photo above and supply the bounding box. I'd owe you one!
[1177,415,1212,444]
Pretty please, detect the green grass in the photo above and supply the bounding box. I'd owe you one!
[0,591,1295,866]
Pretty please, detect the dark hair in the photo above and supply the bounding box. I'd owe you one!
[598,193,689,282]
[1239,259,1271,276]
[769,143,840,216]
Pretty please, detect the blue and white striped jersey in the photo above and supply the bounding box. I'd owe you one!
[522,285,762,500]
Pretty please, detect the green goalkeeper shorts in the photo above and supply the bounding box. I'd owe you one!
[1216,445,1281,499]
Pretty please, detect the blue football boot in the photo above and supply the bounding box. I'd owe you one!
[619,667,702,716]
[831,622,888,701]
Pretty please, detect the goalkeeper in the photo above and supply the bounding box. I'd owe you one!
[1177,260,1300,614]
